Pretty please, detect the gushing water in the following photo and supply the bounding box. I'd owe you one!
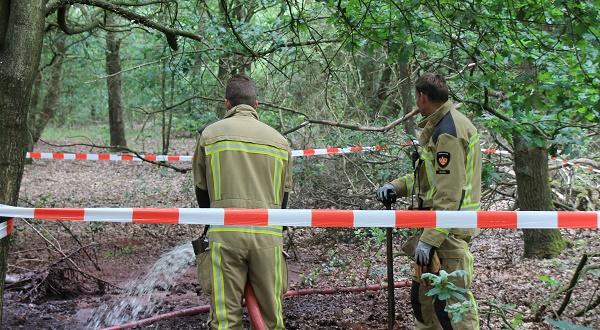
[86,242,196,328]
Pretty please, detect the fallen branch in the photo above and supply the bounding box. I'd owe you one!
[533,253,596,320]
[556,253,588,316]
[18,218,82,271]
[576,282,600,317]
[39,139,190,173]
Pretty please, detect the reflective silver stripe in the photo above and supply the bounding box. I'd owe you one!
[205,141,288,160]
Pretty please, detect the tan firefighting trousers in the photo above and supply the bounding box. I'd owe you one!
[412,235,480,330]
[196,229,288,330]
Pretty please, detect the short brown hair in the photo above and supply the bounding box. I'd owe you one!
[415,73,449,102]
[225,75,257,107]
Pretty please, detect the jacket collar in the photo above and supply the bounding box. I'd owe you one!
[224,104,259,119]
[417,100,454,146]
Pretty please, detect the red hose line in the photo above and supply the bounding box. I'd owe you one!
[245,283,268,330]
[284,280,411,297]
[100,281,411,330]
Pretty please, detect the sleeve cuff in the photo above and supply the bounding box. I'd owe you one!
[419,228,448,247]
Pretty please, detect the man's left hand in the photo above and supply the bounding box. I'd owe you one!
[415,240,435,266]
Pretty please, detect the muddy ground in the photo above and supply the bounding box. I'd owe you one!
[3,138,599,329]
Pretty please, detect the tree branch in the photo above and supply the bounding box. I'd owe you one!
[57,5,102,35]
[53,0,203,50]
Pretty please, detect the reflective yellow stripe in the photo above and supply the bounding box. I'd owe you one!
[211,153,221,200]
[467,291,480,327]
[404,175,414,194]
[420,150,437,199]
[273,158,283,204]
[205,140,288,160]
[211,242,228,329]
[461,202,480,211]
[463,134,479,207]
[209,226,283,236]
[464,245,480,327]
[274,246,284,329]
[434,228,450,235]
[467,250,474,277]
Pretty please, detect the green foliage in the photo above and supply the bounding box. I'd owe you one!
[422,269,469,302]
[546,318,593,330]
[299,268,320,287]
[538,274,561,288]
[444,300,473,323]
[422,269,474,323]
[104,244,137,258]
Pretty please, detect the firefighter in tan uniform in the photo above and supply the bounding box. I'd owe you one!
[192,75,292,330]
[377,73,481,329]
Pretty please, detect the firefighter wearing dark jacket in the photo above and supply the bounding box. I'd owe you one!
[377,73,481,330]
[192,75,292,330]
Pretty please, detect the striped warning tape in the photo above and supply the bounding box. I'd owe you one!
[0,205,598,229]
[26,146,386,162]
[550,157,600,174]
[27,152,194,162]
[0,219,14,240]
[26,145,506,161]
[25,146,598,173]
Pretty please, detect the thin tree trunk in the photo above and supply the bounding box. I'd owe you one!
[30,34,66,147]
[105,14,127,149]
[216,57,229,118]
[160,55,174,155]
[513,134,565,258]
[398,61,416,137]
[0,0,45,323]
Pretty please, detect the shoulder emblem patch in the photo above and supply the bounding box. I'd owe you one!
[437,151,450,168]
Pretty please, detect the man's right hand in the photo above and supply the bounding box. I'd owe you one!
[376,183,396,205]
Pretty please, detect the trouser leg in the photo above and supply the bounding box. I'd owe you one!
[248,244,287,329]
[411,280,443,330]
[198,241,247,330]
[427,237,479,330]
[437,245,480,330]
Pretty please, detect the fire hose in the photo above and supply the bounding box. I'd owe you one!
[100,281,412,330]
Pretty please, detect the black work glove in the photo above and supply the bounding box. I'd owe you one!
[376,183,397,205]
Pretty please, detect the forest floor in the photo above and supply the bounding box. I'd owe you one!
[3,136,599,329]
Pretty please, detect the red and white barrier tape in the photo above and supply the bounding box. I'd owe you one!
[25,146,598,173]
[26,146,385,162]
[27,152,194,162]
[1,205,598,229]
[550,157,600,174]
[26,145,508,161]
[0,219,14,240]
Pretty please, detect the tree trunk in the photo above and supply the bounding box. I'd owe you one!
[398,61,416,137]
[105,14,127,149]
[30,34,66,147]
[0,0,45,323]
[513,134,565,258]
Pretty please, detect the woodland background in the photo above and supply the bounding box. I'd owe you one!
[0,1,599,329]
